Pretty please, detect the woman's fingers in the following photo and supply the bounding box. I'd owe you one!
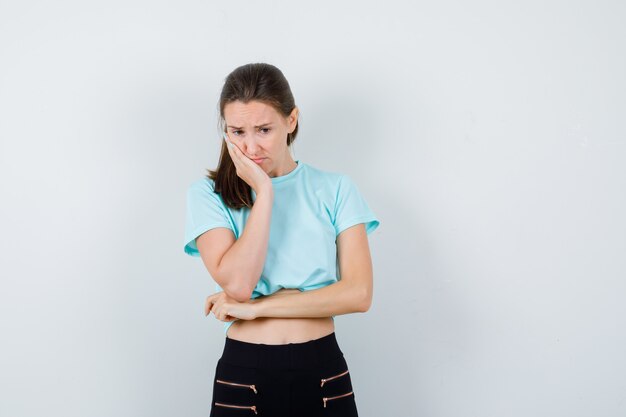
[205,292,224,316]
[205,292,230,321]
[213,302,227,321]
[204,291,252,322]
[204,294,215,315]
[224,134,239,163]
[228,138,250,169]
[224,133,249,175]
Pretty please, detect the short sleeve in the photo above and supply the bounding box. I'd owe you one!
[183,179,234,257]
[333,174,380,236]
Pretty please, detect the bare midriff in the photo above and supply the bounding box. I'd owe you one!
[225,288,335,345]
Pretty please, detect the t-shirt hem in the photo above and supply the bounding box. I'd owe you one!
[184,223,234,256]
[335,216,380,236]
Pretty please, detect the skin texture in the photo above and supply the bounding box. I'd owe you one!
[200,100,374,344]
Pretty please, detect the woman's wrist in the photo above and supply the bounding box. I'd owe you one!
[250,296,265,319]
[254,182,274,199]
[249,288,299,319]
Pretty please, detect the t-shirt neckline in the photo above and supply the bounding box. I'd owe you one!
[270,160,303,184]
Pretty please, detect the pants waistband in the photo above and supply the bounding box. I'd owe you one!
[219,332,344,370]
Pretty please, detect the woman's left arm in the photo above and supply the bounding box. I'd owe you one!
[255,223,374,317]
[205,223,373,321]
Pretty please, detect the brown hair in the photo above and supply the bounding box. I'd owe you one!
[206,63,300,209]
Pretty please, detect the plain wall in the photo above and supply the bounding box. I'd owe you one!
[1,1,624,416]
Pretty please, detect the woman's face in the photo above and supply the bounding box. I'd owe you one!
[223,100,298,177]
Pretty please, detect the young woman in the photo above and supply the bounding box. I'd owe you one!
[184,63,380,417]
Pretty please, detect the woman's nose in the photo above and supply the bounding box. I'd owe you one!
[242,138,260,155]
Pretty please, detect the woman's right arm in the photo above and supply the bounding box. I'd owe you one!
[197,130,274,302]
[196,185,273,302]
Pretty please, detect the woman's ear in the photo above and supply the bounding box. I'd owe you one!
[288,107,299,132]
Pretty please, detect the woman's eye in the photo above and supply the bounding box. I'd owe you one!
[231,128,269,135]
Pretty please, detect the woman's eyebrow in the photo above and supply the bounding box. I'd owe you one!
[227,123,272,129]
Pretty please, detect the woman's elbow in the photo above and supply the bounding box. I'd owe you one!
[355,286,372,313]
[223,280,254,302]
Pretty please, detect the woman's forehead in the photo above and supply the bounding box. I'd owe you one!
[224,100,279,124]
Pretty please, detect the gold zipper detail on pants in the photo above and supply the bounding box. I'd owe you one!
[320,369,349,387]
[323,391,354,408]
[214,402,258,414]
[216,379,258,394]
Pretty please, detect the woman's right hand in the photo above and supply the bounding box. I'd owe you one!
[223,132,272,195]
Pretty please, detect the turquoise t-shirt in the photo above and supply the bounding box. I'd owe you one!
[183,160,380,334]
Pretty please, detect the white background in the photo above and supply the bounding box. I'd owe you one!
[1,1,625,416]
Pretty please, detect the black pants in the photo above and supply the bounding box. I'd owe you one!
[209,332,359,417]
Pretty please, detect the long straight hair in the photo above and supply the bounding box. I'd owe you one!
[206,63,300,209]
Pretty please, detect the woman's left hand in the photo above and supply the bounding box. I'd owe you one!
[204,291,259,322]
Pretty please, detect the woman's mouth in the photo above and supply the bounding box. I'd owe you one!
[252,158,265,164]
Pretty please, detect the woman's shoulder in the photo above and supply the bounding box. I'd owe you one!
[300,161,344,185]
[187,176,216,192]
[186,177,223,205]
